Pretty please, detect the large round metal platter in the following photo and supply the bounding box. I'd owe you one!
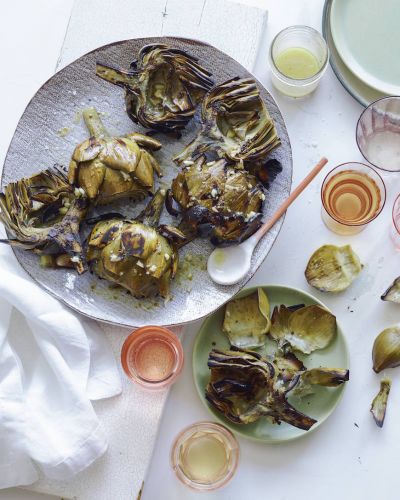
[1,37,292,328]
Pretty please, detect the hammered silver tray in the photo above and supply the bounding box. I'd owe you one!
[1,37,292,328]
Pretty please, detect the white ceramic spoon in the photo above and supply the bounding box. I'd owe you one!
[207,157,328,285]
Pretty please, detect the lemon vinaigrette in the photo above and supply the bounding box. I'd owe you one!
[171,422,239,491]
[270,26,329,97]
[275,47,320,80]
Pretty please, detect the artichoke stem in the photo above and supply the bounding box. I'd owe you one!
[137,189,166,227]
[96,62,134,88]
[82,108,109,138]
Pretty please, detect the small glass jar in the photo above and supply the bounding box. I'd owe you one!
[120,326,184,390]
[171,422,239,491]
[269,25,329,97]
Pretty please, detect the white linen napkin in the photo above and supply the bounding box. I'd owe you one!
[0,232,122,489]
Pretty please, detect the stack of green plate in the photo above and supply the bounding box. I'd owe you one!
[323,0,400,107]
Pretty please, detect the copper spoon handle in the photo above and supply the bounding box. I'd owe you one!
[256,157,328,240]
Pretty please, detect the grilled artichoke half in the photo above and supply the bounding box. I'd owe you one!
[86,190,187,298]
[96,44,214,132]
[305,244,362,292]
[206,348,317,431]
[270,304,337,354]
[166,155,265,246]
[68,108,162,205]
[0,167,87,273]
[174,77,281,168]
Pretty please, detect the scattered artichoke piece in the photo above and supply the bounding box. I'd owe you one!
[300,368,349,387]
[381,277,400,303]
[68,108,162,205]
[222,288,271,348]
[305,244,362,292]
[0,167,88,273]
[293,367,349,398]
[86,190,187,298]
[372,326,400,373]
[174,77,281,169]
[370,378,391,428]
[96,44,214,132]
[206,348,317,431]
[167,155,265,246]
[270,304,337,354]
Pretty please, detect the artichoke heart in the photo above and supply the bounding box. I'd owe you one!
[167,155,265,246]
[86,190,185,298]
[96,44,214,132]
[372,326,400,373]
[206,348,317,431]
[0,167,87,273]
[381,277,400,303]
[174,77,281,169]
[305,244,362,292]
[370,378,391,428]
[270,304,337,354]
[69,108,162,205]
[222,288,271,348]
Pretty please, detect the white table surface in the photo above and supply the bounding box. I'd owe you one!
[1,1,400,499]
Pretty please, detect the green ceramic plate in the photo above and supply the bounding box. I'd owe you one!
[330,0,400,96]
[322,0,383,107]
[192,285,349,443]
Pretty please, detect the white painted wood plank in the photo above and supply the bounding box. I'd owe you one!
[58,0,267,71]
[59,0,165,68]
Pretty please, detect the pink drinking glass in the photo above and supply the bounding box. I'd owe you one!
[391,194,400,249]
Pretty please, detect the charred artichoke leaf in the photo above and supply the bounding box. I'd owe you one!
[206,348,317,431]
[305,244,362,292]
[372,326,400,373]
[96,44,214,132]
[87,190,178,298]
[381,277,400,303]
[222,288,271,348]
[370,378,391,428]
[169,155,265,246]
[300,368,349,386]
[292,367,349,398]
[174,77,281,167]
[0,167,87,273]
[270,304,337,354]
[68,108,162,205]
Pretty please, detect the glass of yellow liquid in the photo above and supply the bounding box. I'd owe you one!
[321,162,386,235]
[171,421,239,491]
[269,25,329,97]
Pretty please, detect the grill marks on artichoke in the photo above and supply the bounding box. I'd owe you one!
[0,167,88,273]
[96,44,214,132]
[174,77,281,167]
[68,108,162,205]
[86,190,186,298]
[167,156,265,245]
